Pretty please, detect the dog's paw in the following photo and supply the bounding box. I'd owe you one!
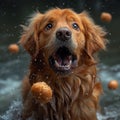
[31,82,52,103]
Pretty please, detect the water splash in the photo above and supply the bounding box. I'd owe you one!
[0,64,120,120]
[0,101,23,120]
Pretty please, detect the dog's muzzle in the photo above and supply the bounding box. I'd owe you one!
[48,27,78,74]
[49,46,78,74]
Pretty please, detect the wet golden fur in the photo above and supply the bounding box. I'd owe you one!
[20,8,106,120]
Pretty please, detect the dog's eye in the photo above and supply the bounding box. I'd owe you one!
[72,23,80,31]
[45,23,53,31]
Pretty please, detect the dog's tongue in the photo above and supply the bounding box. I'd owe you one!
[62,56,72,65]
[54,55,72,70]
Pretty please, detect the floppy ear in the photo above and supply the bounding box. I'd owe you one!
[19,12,43,57]
[79,12,107,63]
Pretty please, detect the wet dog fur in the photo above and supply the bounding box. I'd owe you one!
[20,8,107,120]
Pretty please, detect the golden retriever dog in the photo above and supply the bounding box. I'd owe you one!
[20,8,107,120]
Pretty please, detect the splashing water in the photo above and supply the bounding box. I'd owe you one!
[0,65,120,120]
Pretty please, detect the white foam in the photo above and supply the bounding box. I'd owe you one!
[0,101,23,120]
[0,78,21,95]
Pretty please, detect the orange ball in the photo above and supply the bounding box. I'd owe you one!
[8,44,19,53]
[108,80,119,90]
[31,82,52,103]
[100,12,112,23]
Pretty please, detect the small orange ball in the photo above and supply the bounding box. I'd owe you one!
[108,80,119,90]
[100,12,112,23]
[8,44,19,53]
[31,82,52,103]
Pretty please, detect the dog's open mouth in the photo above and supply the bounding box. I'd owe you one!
[49,46,78,73]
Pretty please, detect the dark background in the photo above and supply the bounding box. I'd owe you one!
[0,0,120,66]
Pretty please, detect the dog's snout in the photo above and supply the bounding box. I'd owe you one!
[56,27,71,41]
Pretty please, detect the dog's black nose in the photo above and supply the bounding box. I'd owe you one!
[56,27,71,41]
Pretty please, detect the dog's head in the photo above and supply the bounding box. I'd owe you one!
[20,8,106,75]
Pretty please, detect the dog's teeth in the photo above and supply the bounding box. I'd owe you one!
[55,59,72,70]
[55,60,60,67]
[64,60,71,67]
[61,60,72,69]
[69,60,72,65]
